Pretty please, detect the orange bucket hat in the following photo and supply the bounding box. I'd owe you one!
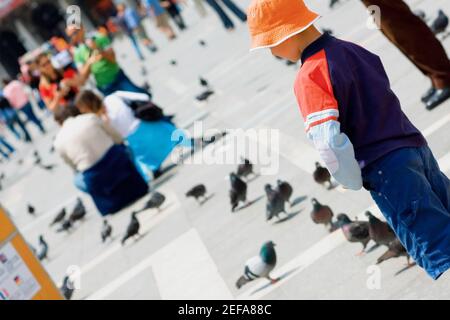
[247,0,320,51]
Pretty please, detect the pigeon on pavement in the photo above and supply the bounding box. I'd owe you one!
[265,184,286,221]
[329,0,340,9]
[27,204,36,216]
[229,173,247,212]
[186,184,207,204]
[313,162,332,189]
[276,180,293,206]
[336,213,370,255]
[310,198,334,231]
[196,90,215,102]
[365,211,396,247]
[69,198,86,223]
[122,212,140,245]
[50,209,66,226]
[236,158,254,181]
[37,235,49,261]
[377,238,413,266]
[101,220,113,243]
[431,9,449,35]
[60,275,75,300]
[138,192,166,212]
[56,219,73,233]
[236,241,278,289]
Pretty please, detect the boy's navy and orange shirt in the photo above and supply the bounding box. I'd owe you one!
[294,33,426,186]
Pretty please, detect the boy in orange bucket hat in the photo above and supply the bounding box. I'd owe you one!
[247,0,450,280]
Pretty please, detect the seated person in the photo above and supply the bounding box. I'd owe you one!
[53,104,149,216]
[75,90,192,181]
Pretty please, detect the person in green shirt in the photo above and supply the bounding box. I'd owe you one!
[66,25,151,97]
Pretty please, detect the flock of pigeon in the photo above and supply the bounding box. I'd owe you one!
[224,160,415,290]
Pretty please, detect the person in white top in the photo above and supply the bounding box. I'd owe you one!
[75,90,191,181]
[53,104,149,216]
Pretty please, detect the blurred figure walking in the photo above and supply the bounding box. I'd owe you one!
[142,0,177,40]
[160,0,187,31]
[0,93,32,142]
[205,0,247,30]
[114,2,158,61]
[2,78,46,134]
[0,132,15,160]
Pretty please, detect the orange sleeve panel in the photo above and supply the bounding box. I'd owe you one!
[293,49,339,132]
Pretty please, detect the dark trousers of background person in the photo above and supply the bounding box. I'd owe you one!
[204,0,247,30]
[361,0,450,89]
[166,5,187,30]
[0,136,15,159]
[6,112,32,143]
[20,103,46,134]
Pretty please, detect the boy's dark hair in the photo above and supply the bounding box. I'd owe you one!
[74,90,103,113]
[53,104,81,125]
[2,78,11,86]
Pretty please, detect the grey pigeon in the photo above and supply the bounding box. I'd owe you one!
[336,213,370,255]
[313,162,332,188]
[186,184,207,204]
[310,198,334,231]
[196,90,215,102]
[122,212,140,245]
[365,211,396,247]
[38,163,56,171]
[329,0,340,9]
[101,220,112,243]
[431,9,449,35]
[377,238,413,266]
[229,173,247,212]
[56,219,73,233]
[50,208,66,226]
[27,204,36,216]
[236,241,278,289]
[37,235,48,261]
[236,158,254,180]
[276,180,293,206]
[69,198,86,223]
[139,192,166,212]
[265,184,286,221]
[199,76,210,89]
[60,275,74,300]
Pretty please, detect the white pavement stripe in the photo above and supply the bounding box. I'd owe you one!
[88,229,233,300]
[80,193,180,276]
[438,152,450,174]
[151,229,233,300]
[422,113,450,137]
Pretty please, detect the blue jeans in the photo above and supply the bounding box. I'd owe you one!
[98,70,151,97]
[0,136,15,159]
[74,172,88,193]
[128,34,145,61]
[4,110,32,142]
[362,146,450,279]
[21,103,45,133]
[205,0,247,29]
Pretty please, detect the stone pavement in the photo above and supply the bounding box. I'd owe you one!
[1,0,450,299]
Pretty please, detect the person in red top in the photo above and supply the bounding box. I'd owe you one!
[36,53,93,111]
